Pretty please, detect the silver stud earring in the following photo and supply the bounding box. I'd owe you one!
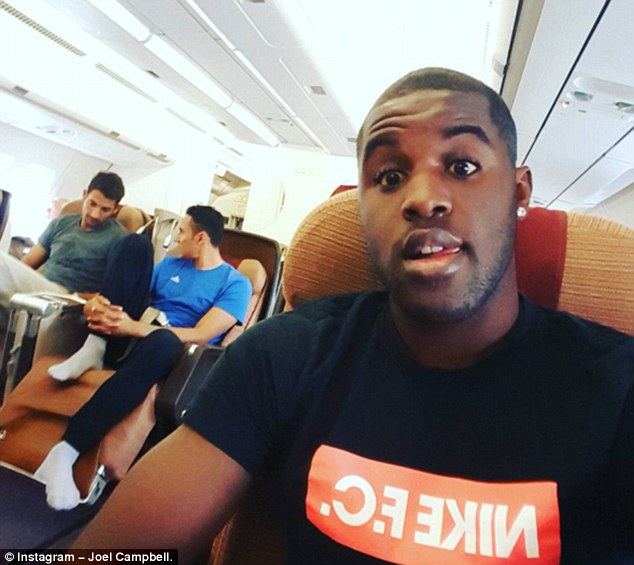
[517,207,527,219]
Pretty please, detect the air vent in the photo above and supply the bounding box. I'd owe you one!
[228,147,244,157]
[347,137,356,143]
[309,86,327,96]
[108,131,142,151]
[36,124,75,137]
[166,108,206,133]
[146,151,171,163]
[95,64,158,103]
[12,85,28,96]
[572,91,593,102]
[615,101,634,114]
[0,1,86,57]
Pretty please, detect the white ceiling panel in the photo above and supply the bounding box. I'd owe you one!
[525,95,632,205]
[7,0,633,213]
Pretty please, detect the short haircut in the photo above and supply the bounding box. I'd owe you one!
[87,171,125,203]
[358,67,517,165]
[186,205,224,247]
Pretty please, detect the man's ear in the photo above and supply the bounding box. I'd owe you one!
[515,166,532,209]
[194,229,208,245]
[112,204,123,217]
[81,189,88,200]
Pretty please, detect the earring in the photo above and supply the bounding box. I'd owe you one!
[517,207,527,219]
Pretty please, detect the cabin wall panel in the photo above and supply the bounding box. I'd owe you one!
[0,123,109,240]
[118,140,222,218]
[242,144,356,245]
[588,182,634,228]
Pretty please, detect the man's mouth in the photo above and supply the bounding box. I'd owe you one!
[412,245,461,259]
[402,228,464,261]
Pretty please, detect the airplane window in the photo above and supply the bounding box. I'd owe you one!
[0,163,55,240]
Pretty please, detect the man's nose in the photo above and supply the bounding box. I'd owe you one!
[401,173,452,221]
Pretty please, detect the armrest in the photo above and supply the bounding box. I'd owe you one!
[154,344,224,437]
[1,293,88,400]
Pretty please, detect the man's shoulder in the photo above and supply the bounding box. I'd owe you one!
[157,255,182,267]
[536,303,634,361]
[102,217,127,236]
[52,214,80,230]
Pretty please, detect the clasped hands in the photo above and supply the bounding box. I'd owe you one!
[83,294,133,336]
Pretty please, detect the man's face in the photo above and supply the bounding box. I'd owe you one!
[80,189,120,231]
[174,215,199,258]
[357,89,531,326]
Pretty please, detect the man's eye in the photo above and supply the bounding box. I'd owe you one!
[375,170,404,189]
[448,160,479,178]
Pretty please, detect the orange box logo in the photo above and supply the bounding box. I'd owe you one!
[306,445,560,564]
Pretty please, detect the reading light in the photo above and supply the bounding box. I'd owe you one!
[88,0,150,42]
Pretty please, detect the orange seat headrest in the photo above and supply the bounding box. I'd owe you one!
[283,190,634,335]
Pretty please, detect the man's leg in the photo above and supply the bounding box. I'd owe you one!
[0,251,67,329]
[36,329,184,509]
[49,235,153,380]
[100,234,154,321]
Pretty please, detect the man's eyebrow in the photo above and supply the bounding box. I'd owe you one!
[361,133,399,164]
[442,124,490,144]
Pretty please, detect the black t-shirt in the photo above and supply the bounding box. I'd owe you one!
[185,292,634,564]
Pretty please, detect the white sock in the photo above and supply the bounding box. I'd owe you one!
[34,441,81,510]
[48,334,106,381]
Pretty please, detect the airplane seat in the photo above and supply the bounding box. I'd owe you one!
[149,208,181,263]
[0,188,10,246]
[221,258,268,347]
[208,189,634,565]
[153,229,282,433]
[0,225,282,548]
[282,190,634,333]
[0,189,11,356]
[60,199,152,234]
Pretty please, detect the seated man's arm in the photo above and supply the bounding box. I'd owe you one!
[73,425,251,559]
[21,243,49,270]
[85,304,237,345]
[167,306,237,345]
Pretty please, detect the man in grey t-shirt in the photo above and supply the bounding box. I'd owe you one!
[0,172,127,328]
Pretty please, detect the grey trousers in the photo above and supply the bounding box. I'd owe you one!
[0,251,67,329]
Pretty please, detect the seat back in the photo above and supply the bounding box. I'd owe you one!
[150,208,182,264]
[210,189,634,565]
[283,190,634,334]
[60,200,151,234]
[220,258,268,346]
[149,210,283,320]
[0,189,10,246]
[220,229,282,321]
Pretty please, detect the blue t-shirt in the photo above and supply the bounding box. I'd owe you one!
[150,257,251,344]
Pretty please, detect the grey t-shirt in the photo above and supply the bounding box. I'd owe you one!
[39,214,126,292]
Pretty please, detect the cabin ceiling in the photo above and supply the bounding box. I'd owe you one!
[0,0,632,211]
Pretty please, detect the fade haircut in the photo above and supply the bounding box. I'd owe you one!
[186,205,224,247]
[357,67,517,165]
[87,171,125,203]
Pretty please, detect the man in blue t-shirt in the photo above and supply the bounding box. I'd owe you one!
[0,171,132,328]
[36,205,251,510]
